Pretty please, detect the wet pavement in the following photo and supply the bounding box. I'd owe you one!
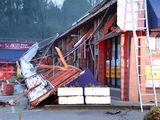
[0,105,148,120]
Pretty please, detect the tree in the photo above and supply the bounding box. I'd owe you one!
[0,0,96,41]
[61,0,92,31]
[22,0,49,39]
[45,1,61,37]
[0,0,23,38]
[87,0,102,7]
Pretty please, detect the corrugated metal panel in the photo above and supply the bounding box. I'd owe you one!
[30,66,81,108]
[0,49,26,62]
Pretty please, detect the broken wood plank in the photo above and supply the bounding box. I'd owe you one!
[55,47,68,68]
[29,66,81,108]
[30,72,81,108]
[38,64,67,71]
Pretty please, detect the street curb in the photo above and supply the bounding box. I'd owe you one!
[44,104,151,110]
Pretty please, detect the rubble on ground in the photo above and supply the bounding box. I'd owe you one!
[0,43,99,108]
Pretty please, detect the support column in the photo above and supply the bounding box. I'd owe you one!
[120,33,129,101]
[98,41,106,85]
[79,44,87,69]
[128,33,139,101]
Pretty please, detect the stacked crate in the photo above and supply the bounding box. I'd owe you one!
[58,87,84,104]
[84,87,111,104]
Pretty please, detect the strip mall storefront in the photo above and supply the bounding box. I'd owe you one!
[52,0,160,102]
[98,35,122,100]
[0,42,33,79]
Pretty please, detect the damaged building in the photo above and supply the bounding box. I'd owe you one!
[49,0,160,102]
[17,0,160,111]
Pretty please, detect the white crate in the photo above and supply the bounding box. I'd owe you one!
[58,87,83,96]
[85,96,111,104]
[58,97,68,104]
[58,96,84,104]
[84,87,110,96]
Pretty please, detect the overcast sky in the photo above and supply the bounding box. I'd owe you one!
[52,0,65,8]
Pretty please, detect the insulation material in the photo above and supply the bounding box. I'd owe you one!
[20,60,36,78]
[59,96,84,104]
[58,87,83,96]
[21,43,39,63]
[20,43,53,105]
[85,96,111,104]
[84,87,111,104]
[84,87,110,96]
[20,43,39,78]
[25,75,52,102]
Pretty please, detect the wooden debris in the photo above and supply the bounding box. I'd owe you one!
[38,64,68,71]
[55,47,68,68]
[21,46,82,108]
[30,66,81,108]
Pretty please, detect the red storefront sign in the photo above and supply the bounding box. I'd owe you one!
[0,42,33,50]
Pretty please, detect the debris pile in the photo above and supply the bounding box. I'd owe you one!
[0,42,99,108]
[19,43,82,108]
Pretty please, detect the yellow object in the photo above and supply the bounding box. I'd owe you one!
[145,66,160,80]
[111,66,115,78]
[16,66,22,77]
[116,66,121,78]
[106,66,110,78]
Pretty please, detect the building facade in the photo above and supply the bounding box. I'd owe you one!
[0,42,33,79]
[51,0,160,102]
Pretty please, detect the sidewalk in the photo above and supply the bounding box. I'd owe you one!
[0,95,148,120]
[44,99,151,111]
[0,90,152,111]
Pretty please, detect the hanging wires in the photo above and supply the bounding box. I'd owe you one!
[63,1,113,60]
[34,1,115,68]
[36,34,59,68]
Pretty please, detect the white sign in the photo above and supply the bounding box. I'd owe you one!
[117,0,141,31]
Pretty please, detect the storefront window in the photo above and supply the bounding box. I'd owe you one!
[106,36,121,88]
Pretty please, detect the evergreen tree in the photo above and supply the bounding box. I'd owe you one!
[87,0,102,7]
[0,0,98,41]
[46,1,61,37]
[61,0,92,31]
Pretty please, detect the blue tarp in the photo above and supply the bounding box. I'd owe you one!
[147,0,160,29]
[0,49,26,62]
[66,68,99,87]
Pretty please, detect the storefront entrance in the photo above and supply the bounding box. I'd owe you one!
[105,36,121,88]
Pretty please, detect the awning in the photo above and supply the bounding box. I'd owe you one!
[0,49,27,62]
